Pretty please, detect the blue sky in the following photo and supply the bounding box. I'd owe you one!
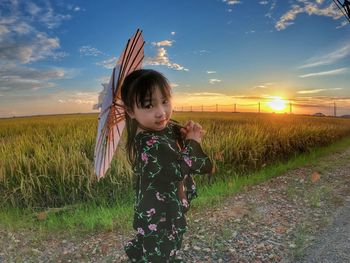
[0,0,349,117]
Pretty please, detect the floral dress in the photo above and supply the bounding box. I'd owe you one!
[124,123,212,263]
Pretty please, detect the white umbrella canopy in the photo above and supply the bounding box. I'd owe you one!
[94,29,145,180]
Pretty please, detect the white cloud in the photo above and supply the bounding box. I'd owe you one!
[275,1,342,31]
[96,75,111,85]
[145,48,189,71]
[39,4,72,29]
[170,83,179,88]
[336,20,348,29]
[171,31,176,35]
[0,65,68,92]
[67,5,83,12]
[299,67,348,78]
[209,79,222,84]
[0,1,70,65]
[93,83,108,110]
[193,49,210,55]
[58,91,98,106]
[299,43,350,68]
[79,45,103,56]
[26,2,41,16]
[223,0,241,5]
[260,1,269,5]
[297,89,326,94]
[265,0,276,19]
[206,71,216,74]
[251,82,275,90]
[151,40,174,47]
[96,57,117,69]
[297,88,342,94]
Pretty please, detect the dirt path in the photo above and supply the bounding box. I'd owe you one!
[294,197,350,263]
[1,146,350,262]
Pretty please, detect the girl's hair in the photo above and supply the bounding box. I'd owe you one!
[121,69,172,165]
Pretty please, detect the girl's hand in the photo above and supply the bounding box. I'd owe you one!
[181,120,205,143]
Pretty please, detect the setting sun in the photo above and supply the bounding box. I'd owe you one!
[267,97,287,112]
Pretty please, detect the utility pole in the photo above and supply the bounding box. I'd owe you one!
[334,102,337,117]
[234,103,236,113]
[258,102,260,113]
[290,102,292,114]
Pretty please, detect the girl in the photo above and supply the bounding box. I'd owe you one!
[121,69,212,262]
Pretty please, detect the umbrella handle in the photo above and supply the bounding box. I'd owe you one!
[168,119,186,129]
[169,119,207,136]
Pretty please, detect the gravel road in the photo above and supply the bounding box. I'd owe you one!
[294,197,350,263]
[1,145,350,262]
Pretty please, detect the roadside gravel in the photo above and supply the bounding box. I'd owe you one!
[1,146,350,262]
[294,197,350,263]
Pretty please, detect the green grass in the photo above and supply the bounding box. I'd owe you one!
[2,132,350,234]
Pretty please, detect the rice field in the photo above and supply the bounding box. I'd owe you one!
[1,112,350,209]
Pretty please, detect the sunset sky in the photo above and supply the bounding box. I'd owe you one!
[0,0,349,117]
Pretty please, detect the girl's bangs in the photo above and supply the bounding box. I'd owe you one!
[134,76,171,108]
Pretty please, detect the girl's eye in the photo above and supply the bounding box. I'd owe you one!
[163,100,168,104]
[144,104,153,109]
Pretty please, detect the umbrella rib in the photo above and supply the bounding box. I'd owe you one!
[95,128,105,157]
[134,54,145,71]
[118,30,142,90]
[115,39,131,94]
[124,40,145,75]
[116,29,141,91]
[111,67,116,98]
[110,107,116,152]
[333,0,350,22]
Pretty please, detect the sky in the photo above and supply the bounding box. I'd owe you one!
[0,0,349,118]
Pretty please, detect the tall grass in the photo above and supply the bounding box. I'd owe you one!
[1,112,350,208]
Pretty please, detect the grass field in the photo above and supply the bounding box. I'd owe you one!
[1,112,350,210]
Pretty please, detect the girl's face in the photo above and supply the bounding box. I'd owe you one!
[129,87,173,132]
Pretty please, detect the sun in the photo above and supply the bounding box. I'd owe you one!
[267,97,287,112]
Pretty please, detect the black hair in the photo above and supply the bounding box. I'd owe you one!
[121,69,172,165]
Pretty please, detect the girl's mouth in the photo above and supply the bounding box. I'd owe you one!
[156,119,167,126]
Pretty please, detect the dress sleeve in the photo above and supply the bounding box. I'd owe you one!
[138,135,212,184]
[182,139,213,174]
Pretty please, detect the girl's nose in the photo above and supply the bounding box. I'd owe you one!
[155,106,166,118]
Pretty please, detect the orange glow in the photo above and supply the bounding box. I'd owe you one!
[267,96,287,112]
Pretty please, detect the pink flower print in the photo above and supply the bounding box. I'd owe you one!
[146,208,156,217]
[170,249,176,257]
[141,152,148,164]
[148,224,157,231]
[137,227,145,236]
[184,156,192,167]
[156,192,165,201]
[146,136,158,146]
[171,224,178,235]
[182,147,189,154]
